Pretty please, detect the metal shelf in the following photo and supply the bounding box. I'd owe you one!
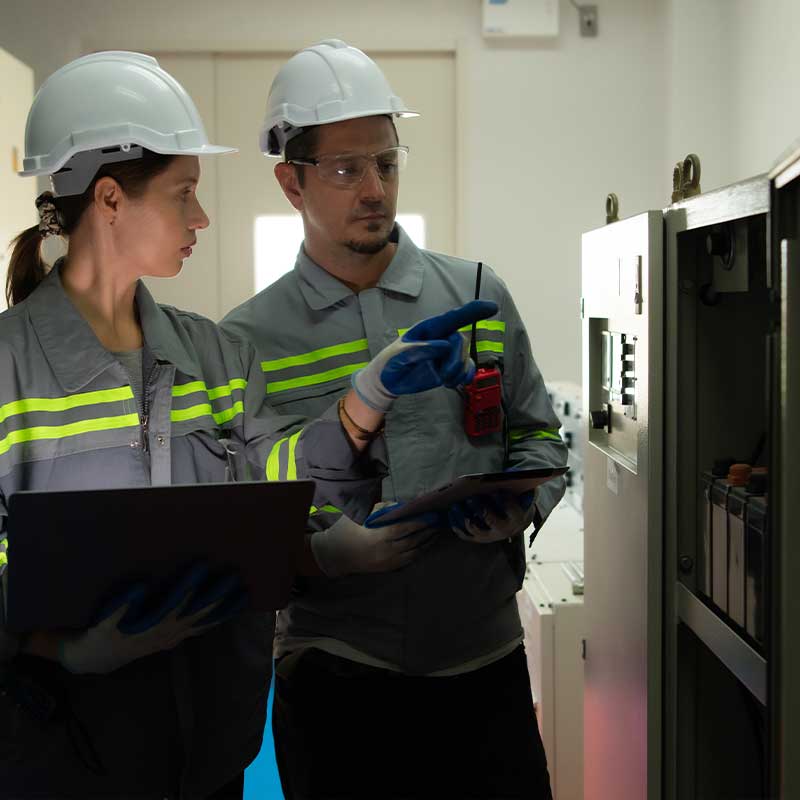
[677,582,767,705]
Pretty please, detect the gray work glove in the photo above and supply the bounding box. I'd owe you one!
[59,563,246,675]
[310,513,439,578]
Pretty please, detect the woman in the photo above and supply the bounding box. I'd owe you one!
[0,52,494,798]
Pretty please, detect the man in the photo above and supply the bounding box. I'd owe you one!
[222,39,567,800]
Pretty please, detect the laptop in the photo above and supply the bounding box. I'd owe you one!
[4,480,315,633]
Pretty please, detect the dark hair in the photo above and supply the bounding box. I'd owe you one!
[5,149,175,306]
[283,116,399,188]
[284,127,321,188]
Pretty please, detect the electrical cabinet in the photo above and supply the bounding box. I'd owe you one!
[581,154,800,798]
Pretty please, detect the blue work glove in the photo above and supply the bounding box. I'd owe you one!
[352,300,499,412]
[448,489,536,544]
[58,563,247,675]
[364,503,445,530]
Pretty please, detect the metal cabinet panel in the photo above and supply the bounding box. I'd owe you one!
[581,212,663,800]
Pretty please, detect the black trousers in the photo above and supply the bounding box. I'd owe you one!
[207,771,244,799]
[272,645,552,800]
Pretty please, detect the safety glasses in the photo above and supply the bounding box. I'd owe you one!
[288,145,409,188]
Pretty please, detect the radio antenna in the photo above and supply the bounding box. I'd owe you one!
[471,262,482,364]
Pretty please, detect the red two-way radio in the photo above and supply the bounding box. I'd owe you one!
[463,262,503,437]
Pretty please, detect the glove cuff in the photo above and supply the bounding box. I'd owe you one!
[352,368,395,414]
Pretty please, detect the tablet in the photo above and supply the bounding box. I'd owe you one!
[366,466,569,526]
[4,480,315,633]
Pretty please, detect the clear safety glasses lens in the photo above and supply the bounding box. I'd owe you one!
[317,146,409,187]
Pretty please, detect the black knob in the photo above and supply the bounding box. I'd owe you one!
[590,410,608,429]
[699,283,722,306]
[706,228,734,269]
[679,555,694,574]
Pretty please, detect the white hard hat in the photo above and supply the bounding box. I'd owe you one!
[260,39,418,156]
[19,51,237,196]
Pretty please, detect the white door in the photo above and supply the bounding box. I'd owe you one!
[0,47,35,312]
[149,50,456,319]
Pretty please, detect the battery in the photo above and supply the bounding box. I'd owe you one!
[745,495,768,646]
[710,480,732,613]
[727,488,749,628]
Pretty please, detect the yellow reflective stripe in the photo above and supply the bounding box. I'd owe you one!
[0,551,6,569]
[477,341,504,354]
[0,413,141,456]
[478,320,505,332]
[0,386,134,425]
[266,437,287,480]
[261,339,369,373]
[310,504,342,515]
[170,402,244,425]
[172,379,247,400]
[397,320,506,337]
[509,428,562,443]
[286,429,302,481]
[266,362,368,395]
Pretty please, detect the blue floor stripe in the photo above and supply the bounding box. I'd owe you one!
[244,681,284,799]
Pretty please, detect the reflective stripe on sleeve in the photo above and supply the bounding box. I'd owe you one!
[508,428,563,444]
[309,504,342,515]
[265,428,304,481]
[286,429,302,481]
[266,436,288,481]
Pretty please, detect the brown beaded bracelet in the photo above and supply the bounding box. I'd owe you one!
[337,396,384,441]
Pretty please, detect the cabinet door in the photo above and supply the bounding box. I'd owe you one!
[0,48,35,312]
[771,151,800,800]
[581,212,663,800]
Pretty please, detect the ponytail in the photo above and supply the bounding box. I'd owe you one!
[5,225,48,307]
[5,148,175,308]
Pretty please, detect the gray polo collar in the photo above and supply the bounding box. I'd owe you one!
[295,223,426,311]
[27,263,202,392]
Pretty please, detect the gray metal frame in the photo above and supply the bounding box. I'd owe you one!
[662,176,771,800]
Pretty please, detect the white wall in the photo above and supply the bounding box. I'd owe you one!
[729,0,800,179]
[2,0,799,382]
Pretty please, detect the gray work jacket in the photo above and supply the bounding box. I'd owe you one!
[0,266,376,798]
[222,225,568,675]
